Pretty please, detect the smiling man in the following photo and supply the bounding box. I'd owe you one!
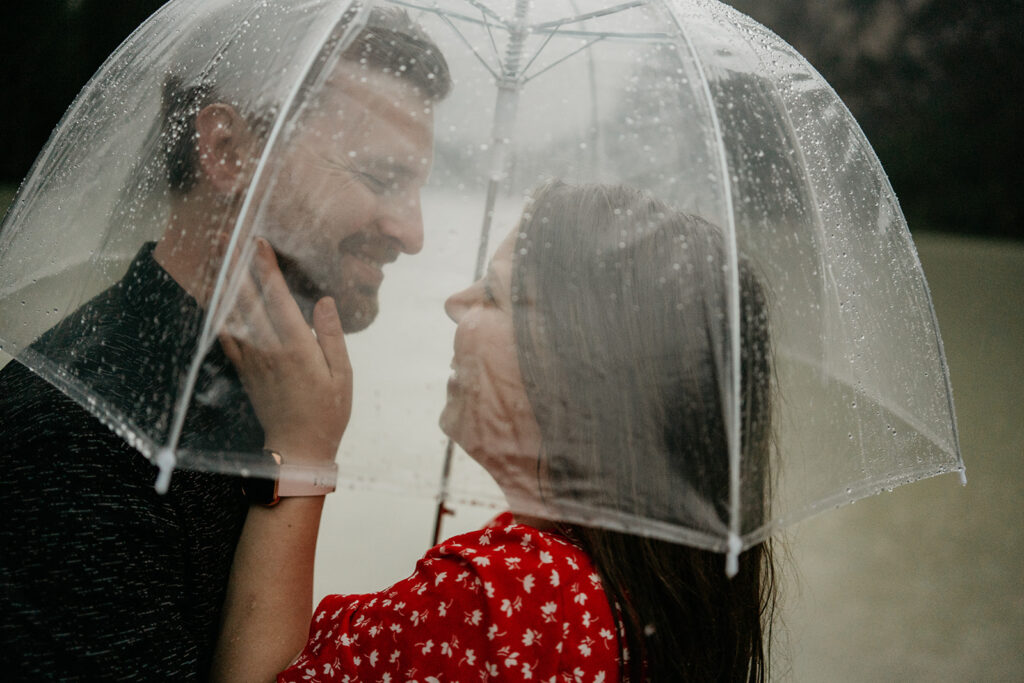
[0,5,449,679]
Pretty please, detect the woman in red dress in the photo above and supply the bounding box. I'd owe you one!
[212,182,777,682]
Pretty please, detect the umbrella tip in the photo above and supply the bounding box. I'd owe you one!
[958,468,967,486]
[725,533,742,578]
[153,447,176,495]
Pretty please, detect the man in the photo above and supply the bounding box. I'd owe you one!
[0,5,450,679]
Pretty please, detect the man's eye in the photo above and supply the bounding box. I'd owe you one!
[359,172,389,193]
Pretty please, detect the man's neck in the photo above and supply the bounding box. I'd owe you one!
[152,196,233,307]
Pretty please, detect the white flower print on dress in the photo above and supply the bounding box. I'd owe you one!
[498,646,519,668]
[521,574,535,593]
[500,596,523,617]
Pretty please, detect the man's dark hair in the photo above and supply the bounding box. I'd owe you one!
[161,6,451,194]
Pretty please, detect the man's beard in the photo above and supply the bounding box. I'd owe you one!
[270,233,396,333]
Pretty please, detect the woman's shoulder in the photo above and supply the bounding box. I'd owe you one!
[430,512,592,567]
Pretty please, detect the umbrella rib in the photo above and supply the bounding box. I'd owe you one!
[461,0,507,24]
[531,0,647,30]
[387,2,667,41]
[523,36,607,84]
[436,9,502,80]
[482,7,504,65]
[388,0,504,31]
[666,10,744,574]
[531,28,673,41]
[519,25,560,80]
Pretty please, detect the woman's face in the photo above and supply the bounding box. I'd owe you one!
[440,230,542,494]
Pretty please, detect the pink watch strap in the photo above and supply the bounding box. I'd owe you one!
[277,462,338,497]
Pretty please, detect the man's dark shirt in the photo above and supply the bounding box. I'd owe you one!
[0,243,263,680]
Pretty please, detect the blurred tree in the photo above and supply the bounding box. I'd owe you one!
[1,0,1020,238]
[0,0,166,182]
[726,0,1023,238]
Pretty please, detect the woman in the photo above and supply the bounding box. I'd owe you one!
[212,182,777,682]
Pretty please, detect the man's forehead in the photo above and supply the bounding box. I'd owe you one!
[309,62,435,128]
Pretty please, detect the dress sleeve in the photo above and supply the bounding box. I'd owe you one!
[278,520,622,683]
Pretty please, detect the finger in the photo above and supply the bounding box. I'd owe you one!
[225,267,278,350]
[254,238,312,344]
[313,297,351,378]
[218,329,242,365]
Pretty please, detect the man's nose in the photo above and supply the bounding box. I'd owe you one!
[378,192,425,254]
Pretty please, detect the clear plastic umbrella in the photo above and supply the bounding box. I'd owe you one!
[0,0,964,572]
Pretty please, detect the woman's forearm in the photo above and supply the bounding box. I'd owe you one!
[211,496,325,683]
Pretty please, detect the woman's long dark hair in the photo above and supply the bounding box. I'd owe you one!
[511,182,777,681]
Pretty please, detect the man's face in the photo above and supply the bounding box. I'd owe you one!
[257,64,435,332]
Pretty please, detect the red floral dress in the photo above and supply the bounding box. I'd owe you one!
[278,513,624,682]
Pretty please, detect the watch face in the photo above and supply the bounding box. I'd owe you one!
[241,449,282,506]
[241,475,278,506]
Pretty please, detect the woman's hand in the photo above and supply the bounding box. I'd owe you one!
[219,238,352,463]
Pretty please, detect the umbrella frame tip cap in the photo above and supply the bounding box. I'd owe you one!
[725,533,742,578]
[154,447,176,495]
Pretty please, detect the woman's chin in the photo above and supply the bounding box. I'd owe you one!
[438,402,457,442]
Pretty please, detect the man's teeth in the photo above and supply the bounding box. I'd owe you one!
[353,253,380,267]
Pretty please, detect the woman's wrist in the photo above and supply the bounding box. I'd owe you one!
[242,448,338,507]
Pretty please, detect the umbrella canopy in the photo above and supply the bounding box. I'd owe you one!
[0,0,963,570]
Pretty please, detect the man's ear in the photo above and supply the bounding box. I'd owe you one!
[194,103,252,195]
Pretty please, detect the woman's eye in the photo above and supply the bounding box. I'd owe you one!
[483,281,497,305]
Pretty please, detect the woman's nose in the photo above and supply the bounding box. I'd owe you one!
[445,288,468,324]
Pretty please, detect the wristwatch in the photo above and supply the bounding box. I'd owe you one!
[241,449,338,507]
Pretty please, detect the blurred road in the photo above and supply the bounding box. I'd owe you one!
[781,234,1024,681]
